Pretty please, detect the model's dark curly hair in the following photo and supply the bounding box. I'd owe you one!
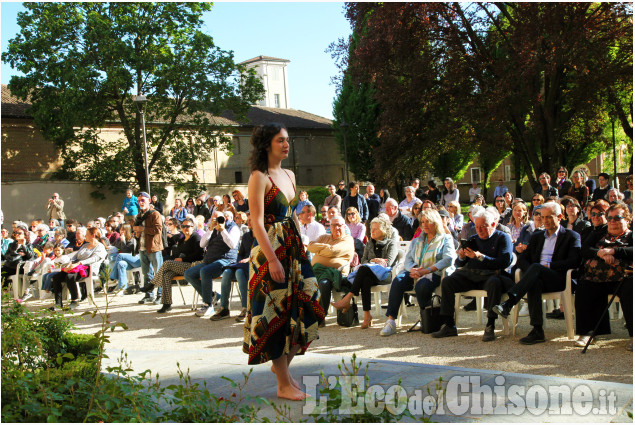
[249,122,287,173]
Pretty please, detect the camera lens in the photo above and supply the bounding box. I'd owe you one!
[216,216,225,224]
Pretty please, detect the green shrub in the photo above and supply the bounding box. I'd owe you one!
[306,186,329,205]
[63,333,100,359]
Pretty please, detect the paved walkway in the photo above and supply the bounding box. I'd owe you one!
[103,347,633,422]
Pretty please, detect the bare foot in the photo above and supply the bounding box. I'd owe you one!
[271,365,300,389]
[277,384,309,401]
[330,298,350,312]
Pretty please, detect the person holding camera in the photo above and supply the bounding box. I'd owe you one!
[432,207,514,342]
[46,193,66,228]
[184,210,240,319]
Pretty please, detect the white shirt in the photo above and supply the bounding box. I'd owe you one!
[540,226,560,266]
[200,221,241,250]
[300,220,326,244]
[469,187,481,202]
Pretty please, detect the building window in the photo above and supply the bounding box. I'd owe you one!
[235,171,243,184]
[470,168,481,183]
[504,165,511,182]
[233,136,240,154]
[306,168,313,184]
[271,66,281,81]
[274,94,280,108]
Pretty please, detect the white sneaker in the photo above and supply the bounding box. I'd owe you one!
[201,305,216,318]
[22,292,33,301]
[518,302,529,317]
[380,320,396,336]
[195,305,214,318]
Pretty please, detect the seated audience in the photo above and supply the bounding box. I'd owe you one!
[185,211,240,319]
[581,201,609,246]
[319,206,330,227]
[193,197,211,222]
[235,212,249,236]
[399,186,421,218]
[568,170,589,208]
[232,190,249,213]
[332,214,399,329]
[380,210,456,336]
[140,218,205,313]
[299,204,326,246]
[592,172,613,201]
[555,166,572,198]
[433,207,513,342]
[214,216,255,321]
[163,218,184,260]
[535,172,559,199]
[507,201,529,244]
[447,200,464,232]
[171,198,187,223]
[469,182,481,203]
[345,207,366,243]
[493,202,581,344]
[108,224,139,294]
[561,196,591,236]
[50,228,107,310]
[515,205,544,253]
[32,224,51,251]
[308,216,355,319]
[1,227,13,255]
[151,194,164,215]
[384,198,415,241]
[295,190,312,215]
[574,202,632,349]
[185,198,196,215]
[219,194,238,216]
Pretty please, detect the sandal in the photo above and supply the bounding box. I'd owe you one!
[235,308,247,322]
[361,318,373,329]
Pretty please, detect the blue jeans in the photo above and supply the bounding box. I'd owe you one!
[185,259,230,306]
[41,271,61,291]
[219,267,248,309]
[140,250,162,297]
[386,270,441,319]
[110,253,141,290]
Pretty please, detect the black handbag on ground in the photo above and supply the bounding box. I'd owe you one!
[420,294,442,334]
[336,297,360,327]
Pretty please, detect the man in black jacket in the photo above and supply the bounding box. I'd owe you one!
[534,172,559,199]
[494,202,581,344]
[384,198,414,241]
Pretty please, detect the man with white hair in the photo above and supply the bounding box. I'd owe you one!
[432,207,514,341]
[384,198,415,241]
[493,202,581,345]
[308,215,355,320]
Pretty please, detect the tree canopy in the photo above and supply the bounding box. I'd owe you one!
[2,2,264,196]
[332,2,633,188]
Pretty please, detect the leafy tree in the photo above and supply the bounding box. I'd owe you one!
[2,2,264,197]
[336,3,632,189]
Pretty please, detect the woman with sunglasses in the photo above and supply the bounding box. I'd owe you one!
[232,190,250,213]
[555,166,572,197]
[528,193,545,215]
[581,201,609,248]
[1,225,34,287]
[185,198,196,215]
[574,202,632,349]
[139,218,205,313]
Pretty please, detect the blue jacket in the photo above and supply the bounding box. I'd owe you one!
[457,230,513,271]
[123,195,140,216]
[342,194,369,222]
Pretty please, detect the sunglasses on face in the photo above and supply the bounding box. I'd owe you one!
[606,215,625,222]
[532,198,541,202]
[496,200,505,203]
[182,225,194,228]
[591,212,605,217]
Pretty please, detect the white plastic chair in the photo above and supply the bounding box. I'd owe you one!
[511,268,575,340]
[369,249,405,317]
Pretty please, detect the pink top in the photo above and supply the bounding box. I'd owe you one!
[347,222,366,242]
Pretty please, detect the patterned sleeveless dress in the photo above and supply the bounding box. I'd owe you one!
[243,176,325,365]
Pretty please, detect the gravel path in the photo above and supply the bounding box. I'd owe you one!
[28,284,633,384]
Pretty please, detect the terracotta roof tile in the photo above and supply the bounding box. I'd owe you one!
[1,84,332,130]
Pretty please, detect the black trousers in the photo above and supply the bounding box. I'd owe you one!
[51,271,84,301]
[318,279,334,315]
[506,263,563,328]
[439,269,513,326]
[575,278,633,337]
[348,265,380,312]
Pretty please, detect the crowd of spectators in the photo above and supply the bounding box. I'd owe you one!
[1,169,632,351]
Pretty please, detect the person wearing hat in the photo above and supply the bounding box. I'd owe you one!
[133,192,164,304]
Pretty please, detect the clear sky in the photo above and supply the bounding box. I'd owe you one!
[0,2,351,120]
